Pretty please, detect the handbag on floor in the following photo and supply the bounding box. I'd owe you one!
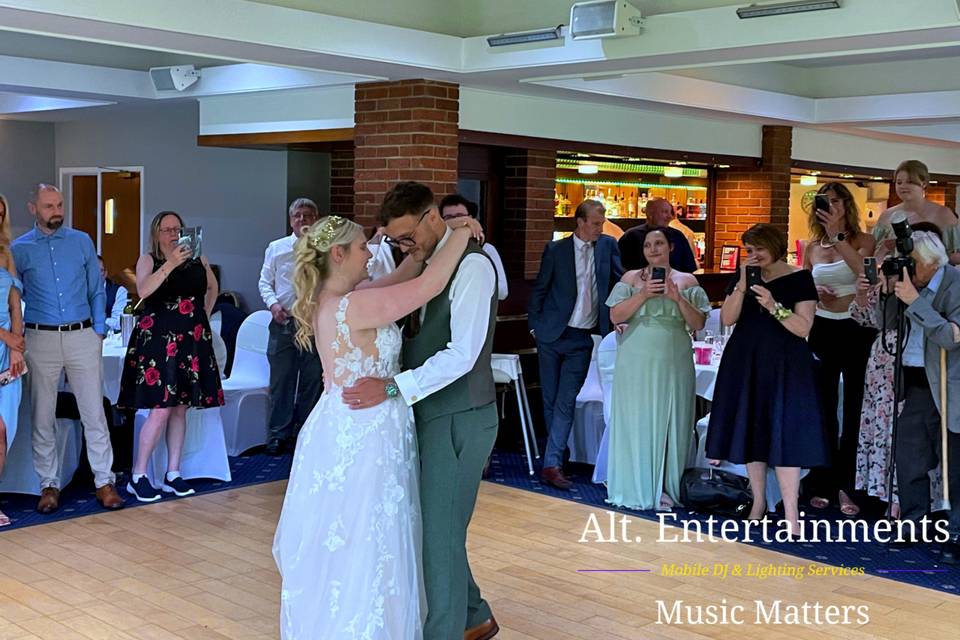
[680,467,752,517]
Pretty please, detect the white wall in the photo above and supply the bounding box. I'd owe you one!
[459,88,763,158]
[793,127,960,177]
[0,120,56,239]
[199,86,354,135]
[55,101,289,311]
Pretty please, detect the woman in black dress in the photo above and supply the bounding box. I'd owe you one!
[706,224,828,535]
[119,211,223,502]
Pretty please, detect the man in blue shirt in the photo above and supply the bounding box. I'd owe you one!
[12,184,124,513]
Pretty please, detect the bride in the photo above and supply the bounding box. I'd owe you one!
[272,214,477,639]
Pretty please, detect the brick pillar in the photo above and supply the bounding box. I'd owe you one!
[500,149,557,280]
[329,146,354,218]
[353,80,459,227]
[712,126,792,265]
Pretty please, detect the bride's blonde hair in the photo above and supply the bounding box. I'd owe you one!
[292,215,363,351]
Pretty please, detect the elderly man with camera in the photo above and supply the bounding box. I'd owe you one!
[879,227,960,563]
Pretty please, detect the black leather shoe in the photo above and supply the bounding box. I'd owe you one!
[265,438,283,456]
[941,540,960,565]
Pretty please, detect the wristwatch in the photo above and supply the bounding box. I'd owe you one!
[833,232,847,243]
[384,379,399,399]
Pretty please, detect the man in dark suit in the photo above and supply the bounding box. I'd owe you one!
[529,199,623,489]
[618,198,697,272]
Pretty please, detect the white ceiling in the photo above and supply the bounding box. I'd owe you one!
[0,0,959,146]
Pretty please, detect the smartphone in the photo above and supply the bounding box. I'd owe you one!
[651,266,666,283]
[863,257,878,285]
[814,194,830,213]
[746,265,762,292]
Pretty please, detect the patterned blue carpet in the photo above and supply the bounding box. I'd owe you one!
[0,452,294,531]
[3,444,958,596]
[485,449,960,596]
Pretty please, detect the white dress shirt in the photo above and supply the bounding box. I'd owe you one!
[259,233,297,312]
[366,241,397,281]
[105,285,128,332]
[568,234,598,329]
[393,228,497,406]
[481,242,509,301]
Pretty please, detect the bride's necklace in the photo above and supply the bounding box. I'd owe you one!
[819,238,836,248]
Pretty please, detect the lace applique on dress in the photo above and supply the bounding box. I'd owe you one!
[273,293,423,639]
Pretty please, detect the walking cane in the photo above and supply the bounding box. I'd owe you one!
[941,348,950,503]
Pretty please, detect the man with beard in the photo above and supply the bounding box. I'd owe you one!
[12,183,123,513]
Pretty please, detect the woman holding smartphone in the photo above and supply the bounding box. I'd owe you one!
[0,194,25,526]
[874,160,959,264]
[802,182,876,516]
[118,211,222,503]
[706,224,828,535]
[605,227,709,510]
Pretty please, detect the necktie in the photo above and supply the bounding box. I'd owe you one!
[582,243,596,318]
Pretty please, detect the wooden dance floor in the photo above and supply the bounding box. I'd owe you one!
[0,481,957,639]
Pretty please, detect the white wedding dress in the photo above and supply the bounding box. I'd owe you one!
[273,295,424,639]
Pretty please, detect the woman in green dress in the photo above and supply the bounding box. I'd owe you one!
[605,227,709,511]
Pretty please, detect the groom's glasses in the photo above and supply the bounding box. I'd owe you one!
[383,208,431,249]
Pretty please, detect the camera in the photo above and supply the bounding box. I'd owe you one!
[880,214,915,281]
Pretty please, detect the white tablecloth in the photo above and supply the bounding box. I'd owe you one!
[0,334,229,495]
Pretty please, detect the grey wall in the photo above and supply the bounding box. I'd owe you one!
[287,150,330,215]
[54,101,288,311]
[0,120,55,239]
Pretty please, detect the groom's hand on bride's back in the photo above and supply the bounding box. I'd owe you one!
[342,377,389,409]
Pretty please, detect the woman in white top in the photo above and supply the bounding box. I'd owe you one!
[803,182,876,516]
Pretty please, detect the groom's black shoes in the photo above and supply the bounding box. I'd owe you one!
[265,438,283,456]
[541,466,573,490]
[465,616,499,640]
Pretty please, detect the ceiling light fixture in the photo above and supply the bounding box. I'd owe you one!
[799,175,817,186]
[578,164,600,175]
[664,167,684,178]
[737,0,841,19]
[570,1,644,40]
[487,25,563,47]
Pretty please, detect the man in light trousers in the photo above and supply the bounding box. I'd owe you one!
[12,184,124,513]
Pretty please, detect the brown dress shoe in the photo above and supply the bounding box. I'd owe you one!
[540,466,573,490]
[96,484,126,510]
[465,616,499,640]
[36,487,60,514]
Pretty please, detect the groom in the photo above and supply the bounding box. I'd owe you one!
[342,181,500,640]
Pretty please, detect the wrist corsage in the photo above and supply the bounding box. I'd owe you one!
[771,302,793,321]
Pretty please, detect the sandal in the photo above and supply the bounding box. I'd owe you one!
[809,496,830,509]
[838,491,860,517]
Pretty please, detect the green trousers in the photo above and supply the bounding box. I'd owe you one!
[418,402,498,640]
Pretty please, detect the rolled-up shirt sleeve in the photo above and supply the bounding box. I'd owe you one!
[393,254,496,405]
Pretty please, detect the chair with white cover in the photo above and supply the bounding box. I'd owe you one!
[132,407,232,488]
[491,353,539,475]
[568,334,604,464]
[0,399,83,495]
[691,414,809,512]
[221,310,271,455]
[591,331,618,483]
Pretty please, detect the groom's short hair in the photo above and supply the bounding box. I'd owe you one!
[379,181,435,226]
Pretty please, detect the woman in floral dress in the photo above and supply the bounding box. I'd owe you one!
[118,211,222,502]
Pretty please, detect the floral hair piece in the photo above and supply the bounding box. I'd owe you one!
[312,216,348,251]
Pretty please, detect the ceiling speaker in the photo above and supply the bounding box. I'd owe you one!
[149,65,200,92]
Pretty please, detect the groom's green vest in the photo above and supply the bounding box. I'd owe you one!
[401,241,497,422]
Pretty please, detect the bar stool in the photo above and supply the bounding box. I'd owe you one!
[491,353,539,475]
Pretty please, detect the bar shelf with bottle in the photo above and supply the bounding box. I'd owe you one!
[554,164,711,264]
